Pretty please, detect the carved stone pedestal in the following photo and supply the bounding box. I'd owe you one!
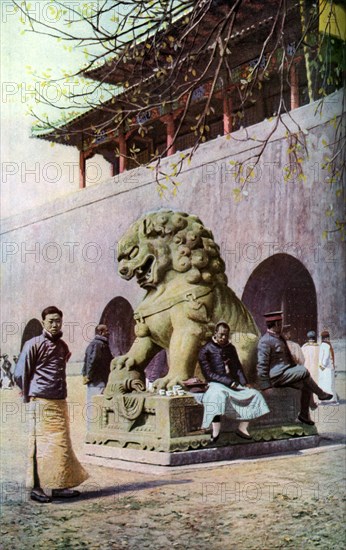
[86,393,210,452]
[85,387,319,464]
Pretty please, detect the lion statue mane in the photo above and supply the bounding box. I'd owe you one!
[104,210,260,394]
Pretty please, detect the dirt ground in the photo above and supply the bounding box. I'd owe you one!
[1,375,345,550]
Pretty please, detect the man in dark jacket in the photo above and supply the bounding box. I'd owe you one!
[82,324,113,425]
[199,322,269,443]
[15,306,88,503]
[257,311,333,425]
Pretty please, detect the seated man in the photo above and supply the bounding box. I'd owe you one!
[199,321,269,443]
[257,311,333,425]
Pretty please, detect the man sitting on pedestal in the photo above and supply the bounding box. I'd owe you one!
[257,311,333,426]
[199,321,269,444]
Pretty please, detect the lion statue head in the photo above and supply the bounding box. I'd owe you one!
[117,210,227,289]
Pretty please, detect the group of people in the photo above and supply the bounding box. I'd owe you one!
[199,311,337,443]
[13,304,338,504]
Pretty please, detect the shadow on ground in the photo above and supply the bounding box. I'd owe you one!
[58,478,193,504]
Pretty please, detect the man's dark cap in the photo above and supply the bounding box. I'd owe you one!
[321,330,330,338]
[307,330,316,339]
[263,311,283,322]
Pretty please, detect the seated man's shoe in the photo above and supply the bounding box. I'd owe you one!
[235,429,252,440]
[52,489,80,499]
[209,434,220,445]
[30,489,51,503]
[319,392,333,401]
[298,414,315,426]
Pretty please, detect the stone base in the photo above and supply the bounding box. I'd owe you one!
[86,387,319,456]
[85,435,320,466]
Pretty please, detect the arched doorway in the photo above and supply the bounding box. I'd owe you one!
[242,254,317,345]
[20,319,43,351]
[99,297,136,356]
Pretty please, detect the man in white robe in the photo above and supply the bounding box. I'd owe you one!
[302,331,320,382]
[318,330,338,404]
[302,330,320,408]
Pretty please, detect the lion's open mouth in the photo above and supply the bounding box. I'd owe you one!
[135,256,156,287]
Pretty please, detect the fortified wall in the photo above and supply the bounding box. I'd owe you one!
[1,91,344,363]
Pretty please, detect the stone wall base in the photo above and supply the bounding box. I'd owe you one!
[85,435,320,466]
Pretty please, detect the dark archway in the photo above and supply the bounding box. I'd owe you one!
[99,297,136,356]
[242,254,317,345]
[20,319,43,351]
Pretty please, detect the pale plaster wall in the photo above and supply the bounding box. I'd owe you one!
[1,90,345,361]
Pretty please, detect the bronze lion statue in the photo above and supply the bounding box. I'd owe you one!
[105,210,259,394]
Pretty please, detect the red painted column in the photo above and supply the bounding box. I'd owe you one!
[223,93,232,134]
[290,63,299,110]
[118,134,127,173]
[79,151,86,189]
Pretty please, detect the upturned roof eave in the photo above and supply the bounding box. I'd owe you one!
[83,0,299,86]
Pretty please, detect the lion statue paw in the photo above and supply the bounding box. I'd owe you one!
[104,359,145,398]
[152,375,187,391]
[110,355,136,371]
